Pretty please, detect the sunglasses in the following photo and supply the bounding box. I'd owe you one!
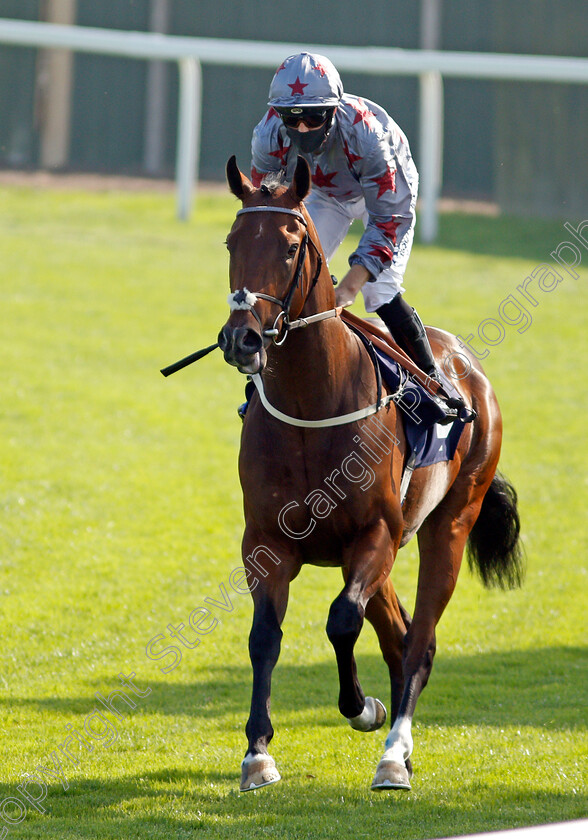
[277,108,331,129]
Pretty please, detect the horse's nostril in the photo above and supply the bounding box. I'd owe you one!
[218,325,231,352]
[219,325,262,365]
[236,327,263,355]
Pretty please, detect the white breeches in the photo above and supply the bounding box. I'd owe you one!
[305,189,410,312]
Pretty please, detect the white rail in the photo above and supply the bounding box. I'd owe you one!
[1,18,588,234]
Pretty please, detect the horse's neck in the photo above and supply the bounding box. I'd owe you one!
[264,280,368,414]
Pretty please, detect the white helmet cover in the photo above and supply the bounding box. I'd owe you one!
[268,52,343,109]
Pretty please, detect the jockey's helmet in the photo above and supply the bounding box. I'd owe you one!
[268,52,343,153]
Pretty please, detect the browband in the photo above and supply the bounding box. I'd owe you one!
[236,206,307,226]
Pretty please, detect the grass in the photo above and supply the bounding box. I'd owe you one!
[0,183,586,839]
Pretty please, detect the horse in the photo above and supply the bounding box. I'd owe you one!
[218,154,523,792]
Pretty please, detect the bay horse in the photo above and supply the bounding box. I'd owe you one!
[218,155,523,792]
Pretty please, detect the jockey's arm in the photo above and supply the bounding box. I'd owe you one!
[334,264,371,307]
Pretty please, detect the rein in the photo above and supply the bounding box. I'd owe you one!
[160,203,428,431]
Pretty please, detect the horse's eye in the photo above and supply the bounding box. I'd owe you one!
[287,243,299,257]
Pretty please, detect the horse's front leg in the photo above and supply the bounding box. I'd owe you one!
[240,536,300,792]
[326,517,397,731]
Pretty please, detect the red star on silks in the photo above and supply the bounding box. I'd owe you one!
[343,139,362,167]
[288,76,308,96]
[251,167,267,188]
[369,244,394,265]
[376,217,402,245]
[265,107,279,123]
[312,165,338,189]
[275,61,287,74]
[313,61,328,77]
[370,166,397,198]
[269,138,290,166]
[349,98,376,127]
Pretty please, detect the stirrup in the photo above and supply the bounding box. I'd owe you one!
[430,371,476,424]
[436,403,459,425]
[458,404,477,423]
[435,398,476,425]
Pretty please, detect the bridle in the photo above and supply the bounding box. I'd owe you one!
[162,202,435,430]
[159,203,335,380]
[225,203,410,429]
[228,206,323,346]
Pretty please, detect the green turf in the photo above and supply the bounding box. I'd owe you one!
[1,184,586,839]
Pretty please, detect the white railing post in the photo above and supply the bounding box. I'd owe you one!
[176,57,201,221]
[418,69,444,243]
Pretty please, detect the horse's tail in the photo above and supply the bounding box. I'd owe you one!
[466,470,525,589]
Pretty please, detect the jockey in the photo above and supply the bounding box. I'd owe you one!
[243,51,466,418]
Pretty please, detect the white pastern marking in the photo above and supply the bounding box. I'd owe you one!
[241,752,275,767]
[381,716,413,764]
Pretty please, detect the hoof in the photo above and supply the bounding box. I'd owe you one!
[348,696,387,732]
[240,753,281,792]
[371,760,411,791]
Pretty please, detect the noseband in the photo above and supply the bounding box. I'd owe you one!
[228,206,323,345]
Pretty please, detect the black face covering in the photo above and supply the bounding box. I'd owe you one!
[285,124,328,153]
[284,110,335,154]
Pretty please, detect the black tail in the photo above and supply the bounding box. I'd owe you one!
[466,471,524,589]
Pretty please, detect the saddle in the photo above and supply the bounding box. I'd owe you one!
[341,310,468,497]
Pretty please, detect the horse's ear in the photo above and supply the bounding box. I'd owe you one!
[226,156,255,199]
[289,155,311,202]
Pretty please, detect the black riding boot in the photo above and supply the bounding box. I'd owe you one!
[376,295,467,415]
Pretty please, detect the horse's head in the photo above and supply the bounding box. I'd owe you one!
[218,155,325,374]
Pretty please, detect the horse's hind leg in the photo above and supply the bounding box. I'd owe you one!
[364,577,411,767]
[326,519,396,732]
[372,493,483,791]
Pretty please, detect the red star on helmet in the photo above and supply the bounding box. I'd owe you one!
[371,166,397,198]
[312,165,338,189]
[265,107,279,123]
[376,218,402,245]
[288,76,309,96]
[313,61,328,78]
[349,98,376,127]
[251,167,267,188]
[275,62,287,74]
[368,244,394,265]
[343,140,362,167]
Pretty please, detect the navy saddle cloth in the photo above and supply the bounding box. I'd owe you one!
[373,347,466,469]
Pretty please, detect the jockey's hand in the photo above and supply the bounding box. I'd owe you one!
[334,264,371,307]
